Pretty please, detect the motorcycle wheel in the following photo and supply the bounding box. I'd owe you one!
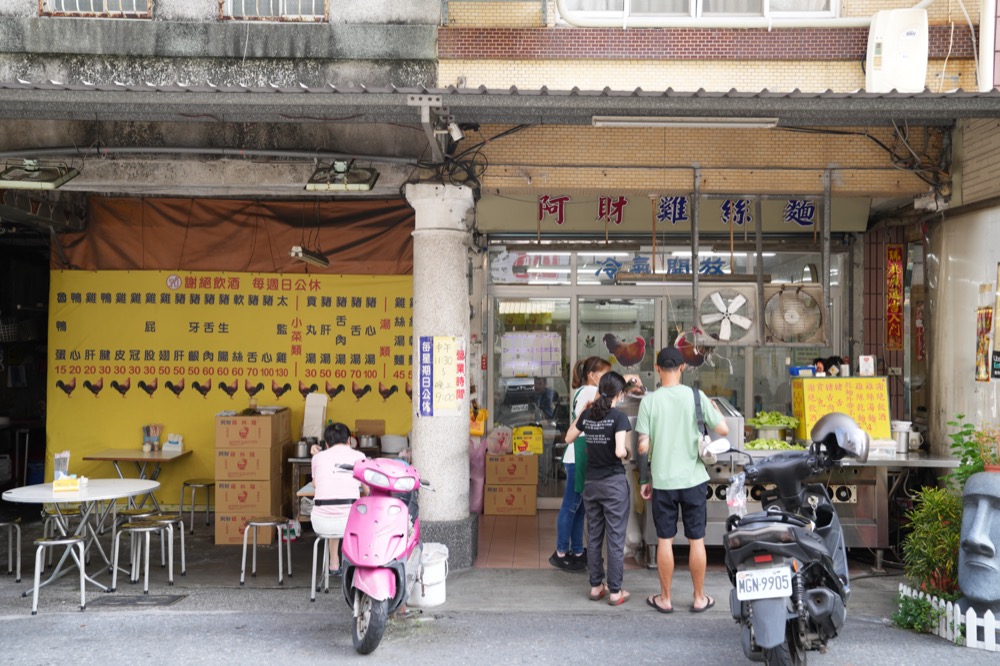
[762,624,807,666]
[352,591,389,655]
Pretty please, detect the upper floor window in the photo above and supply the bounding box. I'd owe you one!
[41,0,151,16]
[223,0,326,21]
[561,0,833,18]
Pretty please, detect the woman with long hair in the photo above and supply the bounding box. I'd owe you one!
[564,371,633,605]
[548,355,612,572]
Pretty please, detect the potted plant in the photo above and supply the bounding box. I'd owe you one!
[900,485,962,601]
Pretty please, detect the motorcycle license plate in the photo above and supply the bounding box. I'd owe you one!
[736,567,792,601]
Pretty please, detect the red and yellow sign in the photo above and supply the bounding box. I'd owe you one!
[46,270,413,492]
[885,244,904,351]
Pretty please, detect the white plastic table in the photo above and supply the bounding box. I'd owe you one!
[3,479,160,592]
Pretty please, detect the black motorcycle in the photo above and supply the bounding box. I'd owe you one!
[722,412,869,666]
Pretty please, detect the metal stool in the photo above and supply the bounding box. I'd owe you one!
[111,507,159,571]
[29,535,86,615]
[179,479,215,533]
[310,533,340,602]
[41,506,82,569]
[111,520,171,594]
[0,515,21,583]
[148,514,186,576]
[240,516,292,586]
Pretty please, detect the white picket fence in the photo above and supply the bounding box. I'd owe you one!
[898,583,999,652]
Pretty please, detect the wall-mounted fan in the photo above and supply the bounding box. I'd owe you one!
[763,284,827,345]
[698,287,757,346]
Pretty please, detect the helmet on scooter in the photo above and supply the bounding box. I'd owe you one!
[810,412,869,463]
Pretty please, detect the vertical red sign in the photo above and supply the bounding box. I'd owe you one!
[885,244,904,351]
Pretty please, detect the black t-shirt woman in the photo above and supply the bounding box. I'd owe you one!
[564,371,632,606]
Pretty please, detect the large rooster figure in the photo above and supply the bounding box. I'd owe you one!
[602,333,646,369]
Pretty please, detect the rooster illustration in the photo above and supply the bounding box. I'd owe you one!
[245,380,265,399]
[602,333,646,368]
[584,334,596,349]
[298,380,318,399]
[192,380,212,398]
[405,382,412,400]
[138,378,158,398]
[325,381,345,400]
[378,382,398,402]
[165,378,185,398]
[271,380,292,399]
[56,377,76,397]
[110,377,131,397]
[83,377,103,397]
[218,379,238,399]
[351,381,372,402]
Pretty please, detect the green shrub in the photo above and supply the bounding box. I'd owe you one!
[901,486,962,600]
[946,414,982,489]
[893,594,944,634]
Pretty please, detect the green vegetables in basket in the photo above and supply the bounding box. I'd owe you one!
[744,439,807,451]
[746,411,800,429]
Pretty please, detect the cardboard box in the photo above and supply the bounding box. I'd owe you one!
[215,448,282,481]
[216,480,282,515]
[215,512,276,545]
[355,419,385,436]
[215,407,291,449]
[485,454,538,485]
[484,484,537,516]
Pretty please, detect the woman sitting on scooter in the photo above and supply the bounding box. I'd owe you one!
[311,422,367,576]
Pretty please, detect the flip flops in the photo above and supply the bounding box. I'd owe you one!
[646,594,674,614]
[690,595,715,613]
[588,585,609,601]
[608,590,631,606]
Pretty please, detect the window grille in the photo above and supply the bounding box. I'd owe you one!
[223,0,326,21]
[42,0,152,16]
[562,0,833,19]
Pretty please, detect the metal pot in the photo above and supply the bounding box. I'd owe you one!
[295,440,310,458]
[359,435,377,449]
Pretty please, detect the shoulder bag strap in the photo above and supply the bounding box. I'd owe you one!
[692,385,707,435]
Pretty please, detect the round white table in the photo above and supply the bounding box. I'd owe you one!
[3,479,160,592]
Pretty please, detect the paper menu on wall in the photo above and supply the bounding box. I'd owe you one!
[500,332,562,377]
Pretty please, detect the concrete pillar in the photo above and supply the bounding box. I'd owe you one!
[405,183,477,568]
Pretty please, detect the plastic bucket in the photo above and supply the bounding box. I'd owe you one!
[410,543,449,608]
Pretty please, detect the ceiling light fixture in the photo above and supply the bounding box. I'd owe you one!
[305,160,380,192]
[0,160,80,190]
[592,116,779,129]
[289,245,330,268]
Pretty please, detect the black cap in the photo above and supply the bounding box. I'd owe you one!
[656,347,685,369]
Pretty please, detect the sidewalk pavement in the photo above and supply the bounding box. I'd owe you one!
[0,514,904,618]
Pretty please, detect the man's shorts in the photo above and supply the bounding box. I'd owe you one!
[651,482,709,540]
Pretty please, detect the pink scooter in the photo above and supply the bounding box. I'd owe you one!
[340,457,426,654]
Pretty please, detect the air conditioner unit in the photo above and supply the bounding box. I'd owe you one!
[865,9,929,93]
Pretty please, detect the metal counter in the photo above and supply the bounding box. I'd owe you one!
[638,452,958,566]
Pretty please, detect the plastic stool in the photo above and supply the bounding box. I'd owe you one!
[0,515,21,583]
[179,479,215,534]
[240,516,292,586]
[311,534,333,602]
[29,535,86,615]
[111,521,171,594]
[148,514,186,576]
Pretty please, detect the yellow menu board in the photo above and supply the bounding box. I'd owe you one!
[790,377,891,441]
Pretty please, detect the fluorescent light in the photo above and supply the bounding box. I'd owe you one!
[526,267,572,274]
[0,160,79,190]
[592,116,778,129]
[305,161,379,192]
[289,246,330,268]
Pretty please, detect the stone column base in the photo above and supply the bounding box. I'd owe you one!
[420,514,478,570]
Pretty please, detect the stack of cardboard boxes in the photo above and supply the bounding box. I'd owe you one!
[214,407,292,544]
[484,453,538,516]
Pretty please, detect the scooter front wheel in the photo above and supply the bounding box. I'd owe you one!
[352,591,389,654]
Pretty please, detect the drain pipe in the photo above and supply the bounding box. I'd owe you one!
[981,0,997,91]
[557,0,936,29]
